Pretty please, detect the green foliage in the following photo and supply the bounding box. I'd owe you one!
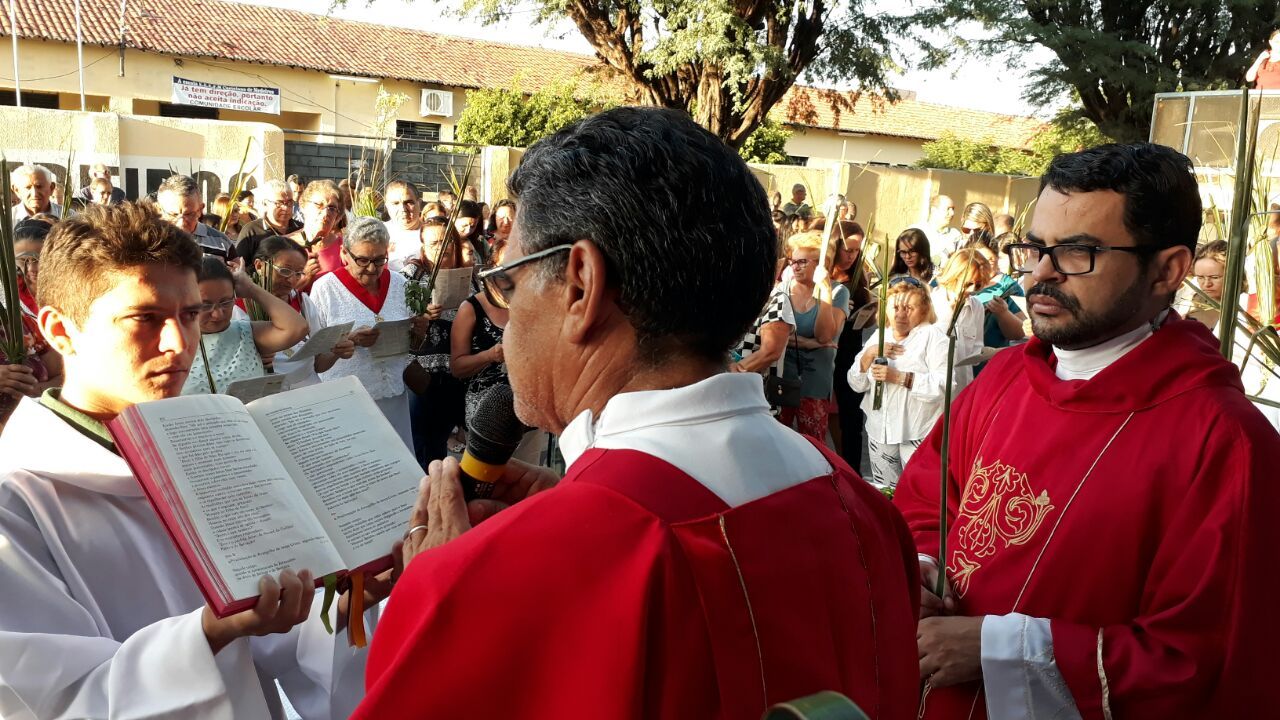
[908,0,1280,143]
[454,78,619,149]
[426,0,905,147]
[738,120,793,164]
[916,111,1111,176]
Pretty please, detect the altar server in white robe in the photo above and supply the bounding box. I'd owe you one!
[308,216,439,451]
[0,203,384,719]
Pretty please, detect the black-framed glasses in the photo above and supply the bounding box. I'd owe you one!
[347,253,389,268]
[477,244,574,309]
[788,258,813,268]
[1004,242,1159,276]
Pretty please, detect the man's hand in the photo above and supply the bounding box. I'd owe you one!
[918,616,984,688]
[0,363,38,399]
[919,559,956,619]
[202,570,315,655]
[401,457,559,568]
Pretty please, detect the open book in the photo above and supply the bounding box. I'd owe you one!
[107,376,424,617]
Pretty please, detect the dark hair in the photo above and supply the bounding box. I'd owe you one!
[14,218,52,244]
[256,236,307,264]
[157,174,200,199]
[890,228,934,278]
[39,203,202,324]
[1039,142,1202,254]
[236,189,254,202]
[507,106,775,363]
[197,255,233,284]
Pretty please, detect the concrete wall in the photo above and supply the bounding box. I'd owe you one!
[750,159,1040,245]
[1,38,466,142]
[784,127,926,166]
[0,107,282,203]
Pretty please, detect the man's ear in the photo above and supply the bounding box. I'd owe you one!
[1152,246,1192,298]
[39,306,77,358]
[561,240,612,345]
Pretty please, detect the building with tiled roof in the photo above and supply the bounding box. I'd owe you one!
[0,0,1044,167]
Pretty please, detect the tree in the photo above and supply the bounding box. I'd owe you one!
[454,79,618,147]
[911,1,1280,143]
[916,111,1112,175]
[738,119,793,164]
[448,0,904,148]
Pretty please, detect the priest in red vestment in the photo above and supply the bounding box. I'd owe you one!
[353,107,921,719]
[894,143,1280,719]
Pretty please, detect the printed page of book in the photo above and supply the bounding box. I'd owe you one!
[247,376,423,571]
[431,266,476,310]
[368,318,414,358]
[116,394,346,604]
[283,321,355,363]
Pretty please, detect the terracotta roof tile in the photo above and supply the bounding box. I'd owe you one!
[1,0,601,92]
[775,86,1046,150]
[4,0,1045,148]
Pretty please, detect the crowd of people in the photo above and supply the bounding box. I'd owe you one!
[743,178,1280,488]
[1,162,524,476]
[0,106,1278,720]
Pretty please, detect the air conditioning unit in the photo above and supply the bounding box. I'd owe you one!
[421,89,454,118]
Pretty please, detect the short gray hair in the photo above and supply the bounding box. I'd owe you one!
[157,174,199,199]
[11,164,54,185]
[344,216,390,250]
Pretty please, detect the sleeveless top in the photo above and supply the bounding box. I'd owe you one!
[462,295,507,426]
[1257,59,1280,90]
[182,319,265,395]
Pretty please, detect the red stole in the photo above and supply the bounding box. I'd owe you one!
[334,265,390,315]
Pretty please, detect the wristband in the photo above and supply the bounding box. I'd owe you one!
[903,372,914,390]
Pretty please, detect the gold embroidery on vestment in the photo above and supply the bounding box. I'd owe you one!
[947,455,1055,597]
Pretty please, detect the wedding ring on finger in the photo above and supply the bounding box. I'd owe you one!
[405,524,429,540]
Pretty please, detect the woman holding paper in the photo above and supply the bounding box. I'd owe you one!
[309,217,441,451]
[182,257,309,395]
[254,237,356,388]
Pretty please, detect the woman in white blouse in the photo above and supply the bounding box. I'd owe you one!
[848,279,949,488]
[930,248,989,394]
[309,217,439,451]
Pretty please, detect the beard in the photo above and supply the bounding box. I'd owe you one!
[1028,276,1151,350]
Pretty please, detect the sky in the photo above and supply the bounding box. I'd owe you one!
[240,0,1062,118]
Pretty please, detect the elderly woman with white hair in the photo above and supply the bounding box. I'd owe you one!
[308,216,440,450]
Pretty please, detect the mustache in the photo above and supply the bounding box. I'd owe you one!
[1027,283,1081,313]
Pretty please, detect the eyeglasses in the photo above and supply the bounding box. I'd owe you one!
[347,252,389,268]
[788,258,813,268]
[1193,274,1223,284]
[1004,242,1159,276]
[309,201,342,216]
[15,253,39,269]
[270,263,304,279]
[262,197,292,207]
[898,249,919,257]
[478,244,574,309]
[199,299,236,313]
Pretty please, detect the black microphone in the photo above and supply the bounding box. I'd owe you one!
[459,383,529,501]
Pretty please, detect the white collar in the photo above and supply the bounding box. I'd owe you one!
[559,373,771,468]
[1052,310,1168,381]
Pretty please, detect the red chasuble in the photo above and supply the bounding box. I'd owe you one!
[895,318,1280,719]
[356,443,921,719]
[333,265,390,315]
